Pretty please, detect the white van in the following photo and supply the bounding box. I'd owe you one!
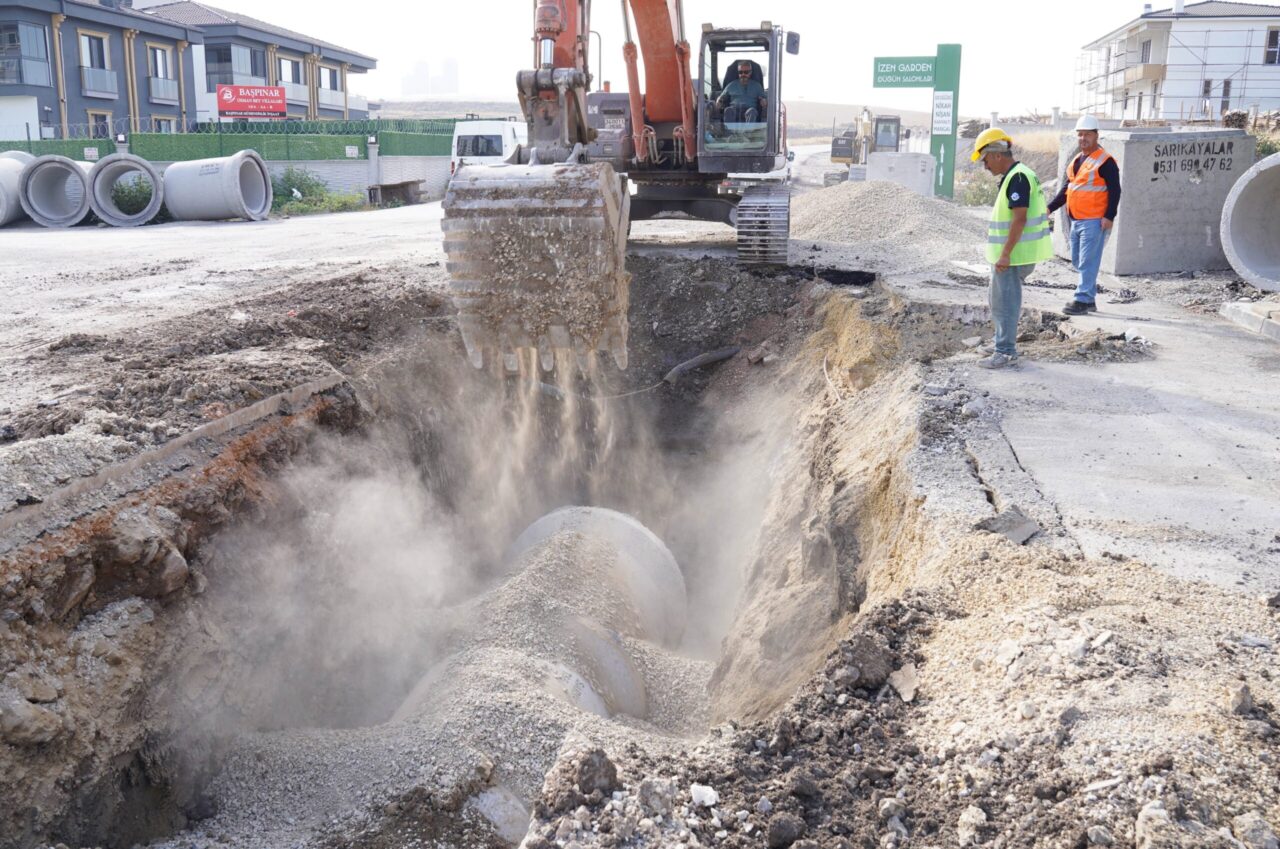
[450,119,527,174]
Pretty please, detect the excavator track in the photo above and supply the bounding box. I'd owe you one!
[735,184,791,264]
[442,161,631,371]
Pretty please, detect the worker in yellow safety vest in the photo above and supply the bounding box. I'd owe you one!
[1047,115,1122,315]
[971,127,1054,369]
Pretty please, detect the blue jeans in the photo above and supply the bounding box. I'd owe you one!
[1069,217,1109,304]
[991,264,1034,356]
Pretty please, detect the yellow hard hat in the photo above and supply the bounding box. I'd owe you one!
[971,127,1014,162]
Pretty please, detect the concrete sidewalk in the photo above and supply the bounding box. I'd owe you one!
[895,262,1280,596]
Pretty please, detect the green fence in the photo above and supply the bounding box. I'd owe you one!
[378,131,452,157]
[131,132,369,161]
[193,118,462,136]
[0,139,112,159]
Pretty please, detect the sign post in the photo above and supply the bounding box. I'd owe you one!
[872,44,962,199]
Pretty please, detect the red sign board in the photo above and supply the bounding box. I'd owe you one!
[216,84,287,118]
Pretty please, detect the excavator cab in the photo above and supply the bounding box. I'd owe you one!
[697,26,789,176]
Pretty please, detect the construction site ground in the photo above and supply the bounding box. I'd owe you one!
[1,148,1278,849]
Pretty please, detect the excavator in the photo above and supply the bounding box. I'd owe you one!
[442,0,799,372]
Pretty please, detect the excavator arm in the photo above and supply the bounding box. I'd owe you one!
[441,1,704,372]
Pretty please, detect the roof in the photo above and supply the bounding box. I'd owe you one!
[54,0,205,40]
[141,1,375,64]
[1084,1,1280,48]
[1144,0,1280,16]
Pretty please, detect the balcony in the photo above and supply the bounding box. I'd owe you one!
[283,81,308,104]
[317,86,344,108]
[1125,63,1165,85]
[80,65,118,99]
[149,76,179,104]
[348,93,369,114]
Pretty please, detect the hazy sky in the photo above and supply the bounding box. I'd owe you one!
[241,0,1156,114]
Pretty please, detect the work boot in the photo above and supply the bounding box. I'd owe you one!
[1063,300,1097,316]
[977,352,1018,370]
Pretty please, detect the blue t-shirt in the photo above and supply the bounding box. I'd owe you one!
[721,78,765,108]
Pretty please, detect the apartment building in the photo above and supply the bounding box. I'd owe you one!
[0,0,202,140]
[0,0,376,140]
[135,1,376,122]
[1076,0,1280,121]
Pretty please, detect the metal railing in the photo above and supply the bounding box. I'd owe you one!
[282,81,308,103]
[80,66,119,98]
[317,87,344,108]
[149,76,179,103]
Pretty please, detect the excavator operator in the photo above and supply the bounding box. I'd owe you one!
[716,61,767,123]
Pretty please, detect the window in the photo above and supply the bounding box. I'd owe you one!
[278,57,302,84]
[0,22,51,86]
[79,33,108,69]
[456,134,502,156]
[318,66,340,90]
[250,48,266,79]
[205,44,232,91]
[153,117,175,133]
[1202,78,1213,98]
[230,45,266,80]
[1137,92,1144,120]
[1221,79,1232,115]
[1140,39,1152,64]
[87,110,112,139]
[1265,28,1278,64]
[149,45,172,79]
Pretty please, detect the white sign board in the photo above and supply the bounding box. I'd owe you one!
[345,145,359,159]
[931,91,954,137]
[84,147,100,161]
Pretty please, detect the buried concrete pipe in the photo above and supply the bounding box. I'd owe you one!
[394,507,686,725]
[162,149,272,222]
[0,158,28,227]
[1222,152,1280,293]
[89,153,165,227]
[19,155,93,228]
[506,506,688,646]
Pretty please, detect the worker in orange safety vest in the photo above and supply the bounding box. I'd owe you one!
[1047,115,1122,316]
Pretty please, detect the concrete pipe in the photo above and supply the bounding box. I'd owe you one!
[0,150,36,165]
[162,149,272,222]
[19,156,93,228]
[506,506,688,646]
[1222,152,1280,293]
[0,159,28,227]
[89,153,165,227]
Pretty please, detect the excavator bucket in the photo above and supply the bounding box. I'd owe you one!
[442,161,631,372]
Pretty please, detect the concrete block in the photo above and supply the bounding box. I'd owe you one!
[1261,319,1280,344]
[1052,129,1255,276]
[1220,301,1267,334]
[867,152,935,197]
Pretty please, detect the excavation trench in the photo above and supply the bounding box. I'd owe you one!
[3,261,1017,849]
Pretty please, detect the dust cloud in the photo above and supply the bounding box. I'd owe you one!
[170,338,790,741]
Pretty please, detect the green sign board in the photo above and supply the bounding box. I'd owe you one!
[870,44,962,200]
[929,44,962,201]
[872,56,936,88]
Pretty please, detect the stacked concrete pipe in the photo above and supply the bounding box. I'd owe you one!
[0,150,36,165]
[18,155,93,228]
[162,149,272,222]
[89,153,165,227]
[1221,152,1280,293]
[0,156,33,227]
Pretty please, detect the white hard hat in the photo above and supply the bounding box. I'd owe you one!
[1075,114,1101,132]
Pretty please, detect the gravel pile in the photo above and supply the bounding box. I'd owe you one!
[790,181,984,266]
